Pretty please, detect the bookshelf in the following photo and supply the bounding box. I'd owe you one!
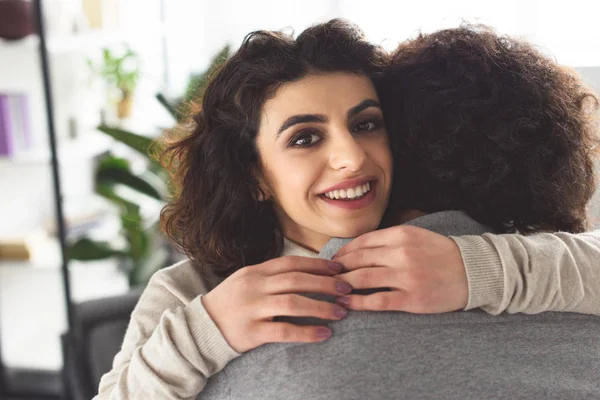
[0,1,169,397]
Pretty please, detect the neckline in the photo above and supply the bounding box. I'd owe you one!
[282,237,320,258]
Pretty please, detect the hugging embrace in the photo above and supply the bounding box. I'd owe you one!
[95,19,600,400]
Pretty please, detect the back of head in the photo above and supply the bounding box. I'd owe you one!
[381,24,600,233]
[159,19,387,277]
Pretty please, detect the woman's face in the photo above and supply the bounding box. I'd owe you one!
[256,72,393,251]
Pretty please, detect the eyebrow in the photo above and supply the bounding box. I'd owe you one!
[277,114,327,137]
[276,98,381,138]
[347,99,381,118]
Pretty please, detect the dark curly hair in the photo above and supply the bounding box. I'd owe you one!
[158,19,387,277]
[380,24,600,233]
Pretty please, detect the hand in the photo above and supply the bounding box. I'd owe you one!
[332,225,468,314]
[202,256,352,353]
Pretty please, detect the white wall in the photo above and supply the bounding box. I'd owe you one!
[576,67,600,229]
[163,0,337,95]
[161,0,600,93]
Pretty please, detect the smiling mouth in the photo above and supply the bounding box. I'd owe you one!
[321,181,372,201]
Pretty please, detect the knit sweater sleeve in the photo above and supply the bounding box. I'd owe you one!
[451,230,600,316]
[94,261,240,400]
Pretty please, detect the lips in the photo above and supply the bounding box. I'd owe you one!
[319,180,377,210]
[324,182,371,200]
[319,176,377,194]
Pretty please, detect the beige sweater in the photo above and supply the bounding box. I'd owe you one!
[95,231,600,399]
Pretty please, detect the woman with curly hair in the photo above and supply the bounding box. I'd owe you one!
[96,19,394,399]
[95,21,600,399]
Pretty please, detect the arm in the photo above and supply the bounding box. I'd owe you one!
[95,256,349,399]
[452,230,600,316]
[94,262,240,400]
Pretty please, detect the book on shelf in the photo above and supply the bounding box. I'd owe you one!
[0,229,46,261]
[0,93,32,157]
[0,238,31,260]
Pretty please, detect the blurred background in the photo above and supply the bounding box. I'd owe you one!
[0,0,599,398]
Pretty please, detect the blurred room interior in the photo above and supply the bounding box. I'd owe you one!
[0,0,598,398]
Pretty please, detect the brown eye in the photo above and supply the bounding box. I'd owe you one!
[290,131,322,148]
[353,118,382,133]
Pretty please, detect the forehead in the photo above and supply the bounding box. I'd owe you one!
[261,72,378,126]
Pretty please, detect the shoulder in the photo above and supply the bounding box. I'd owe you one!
[133,259,218,318]
[151,259,219,300]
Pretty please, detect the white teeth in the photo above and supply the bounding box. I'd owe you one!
[325,182,372,200]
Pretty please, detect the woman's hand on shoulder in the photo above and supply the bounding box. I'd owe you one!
[202,256,352,353]
[333,226,468,314]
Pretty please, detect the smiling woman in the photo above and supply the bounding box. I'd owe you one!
[158,22,390,279]
[93,19,393,399]
[256,72,392,251]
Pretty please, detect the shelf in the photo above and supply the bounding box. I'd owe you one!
[0,202,122,269]
[0,131,113,166]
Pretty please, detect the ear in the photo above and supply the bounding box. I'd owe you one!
[253,168,272,202]
[256,188,270,202]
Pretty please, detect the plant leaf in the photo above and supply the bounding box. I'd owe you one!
[97,125,163,171]
[97,125,153,155]
[97,182,140,214]
[97,155,166,200]
[156,93,179,121]
[68,237,128,261]
[120,209,148,262]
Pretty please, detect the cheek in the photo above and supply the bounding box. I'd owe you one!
[365,137,393,175]
[267,155,323,204]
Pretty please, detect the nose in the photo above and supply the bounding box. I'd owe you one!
[328,130,367,172]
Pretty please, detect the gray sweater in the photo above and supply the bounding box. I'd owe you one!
[200,211,600,399]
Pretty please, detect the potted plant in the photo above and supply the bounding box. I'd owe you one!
[89,46,141,119]
[69,45,230,287]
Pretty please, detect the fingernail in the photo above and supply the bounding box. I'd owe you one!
[336,296,350,307]
[332,253,339,260]
[316,327,332,339]
[333,304,348,318]
[328,261,342,272]
[335,281,352,294]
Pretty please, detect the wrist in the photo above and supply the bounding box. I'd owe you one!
[450,235,504,311]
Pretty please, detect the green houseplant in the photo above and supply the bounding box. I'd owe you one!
[88,46,141,119]
[69,46,231,287]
